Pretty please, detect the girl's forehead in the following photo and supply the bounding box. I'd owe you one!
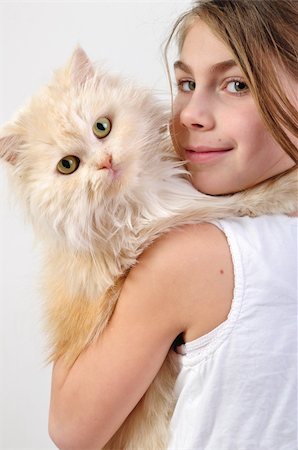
[180,19,235,71]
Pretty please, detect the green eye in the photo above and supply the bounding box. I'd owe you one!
[57,155,80,175]
[92,117,111,139]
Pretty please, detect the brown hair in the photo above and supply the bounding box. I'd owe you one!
[164,0,298,163]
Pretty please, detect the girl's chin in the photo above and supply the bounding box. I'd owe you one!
[189,177,241,196]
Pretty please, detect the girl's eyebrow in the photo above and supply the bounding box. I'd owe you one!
[173,60,192,73]
[173,59,237,74]
[210,59,237,73]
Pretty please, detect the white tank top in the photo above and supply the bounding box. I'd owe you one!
[168,214,297,450]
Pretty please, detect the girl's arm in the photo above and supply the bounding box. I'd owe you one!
[49,223,233,450]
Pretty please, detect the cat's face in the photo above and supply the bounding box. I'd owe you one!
[0,48,169,250]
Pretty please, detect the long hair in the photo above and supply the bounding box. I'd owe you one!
[164,0,298,163]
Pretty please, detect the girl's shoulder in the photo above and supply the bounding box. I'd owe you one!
[132,222,234,343]
[138,222,231,267]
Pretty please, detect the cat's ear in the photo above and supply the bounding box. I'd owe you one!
[68,46,95,86]
[0,133,23,165]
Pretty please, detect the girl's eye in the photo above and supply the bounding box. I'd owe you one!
[225,80,249,94]
[177,80,196,92]
[57,155,80,175]
[93,117,112,139]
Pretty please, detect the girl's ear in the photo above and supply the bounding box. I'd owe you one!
[68,46,95,87]
[0,133,23,165]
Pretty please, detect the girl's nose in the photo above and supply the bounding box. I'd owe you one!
[180,91,215,131]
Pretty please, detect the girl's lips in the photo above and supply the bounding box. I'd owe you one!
[184,147,233,163]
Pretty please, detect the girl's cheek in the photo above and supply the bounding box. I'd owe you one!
[170,115,184,156]
[173,93,186,116]
[170,98,183,132]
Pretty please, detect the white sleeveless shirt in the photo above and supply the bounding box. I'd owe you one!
[168,214,297,450]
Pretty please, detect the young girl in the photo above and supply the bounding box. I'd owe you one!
[49,1,297,449]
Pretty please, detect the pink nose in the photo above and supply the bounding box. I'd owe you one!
[98,155,112,170]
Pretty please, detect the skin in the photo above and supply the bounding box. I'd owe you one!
[49,20,295,450]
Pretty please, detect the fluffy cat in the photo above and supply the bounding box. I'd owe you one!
[0,48,297,450]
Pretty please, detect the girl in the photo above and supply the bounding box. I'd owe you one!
[49,1,297,449]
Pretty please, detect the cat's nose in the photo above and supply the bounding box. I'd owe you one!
[97,155,113,170]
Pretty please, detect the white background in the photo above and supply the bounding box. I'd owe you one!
[0,1,192,449]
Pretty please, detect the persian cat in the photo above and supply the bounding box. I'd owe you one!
[0,48,296,449]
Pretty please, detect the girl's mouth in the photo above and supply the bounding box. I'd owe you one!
[185,147,233,163]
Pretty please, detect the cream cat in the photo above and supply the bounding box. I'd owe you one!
[0,48,297,449]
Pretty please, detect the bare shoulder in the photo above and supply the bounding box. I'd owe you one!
[125,222,234,343]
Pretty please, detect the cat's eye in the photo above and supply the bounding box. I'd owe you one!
[57,155,80,175]
[93,117,111,139]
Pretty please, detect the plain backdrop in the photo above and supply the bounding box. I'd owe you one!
[0,1,192,449]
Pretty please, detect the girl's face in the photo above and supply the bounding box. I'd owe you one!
[172,20,295,195]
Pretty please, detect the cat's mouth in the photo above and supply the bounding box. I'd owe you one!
[96,156,121,180]
[105,166,121,179]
